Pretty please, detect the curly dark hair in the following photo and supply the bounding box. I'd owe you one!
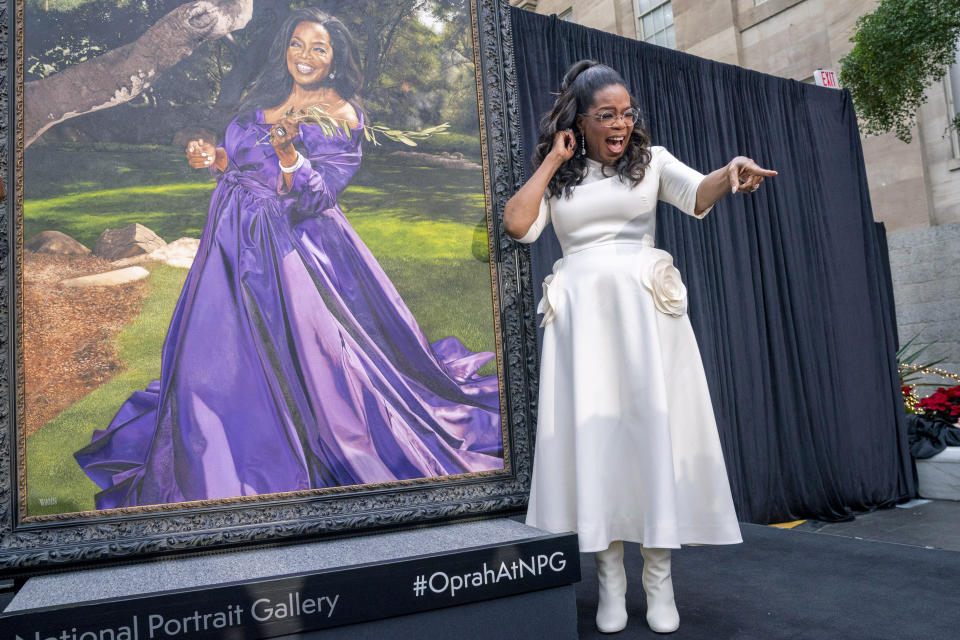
[534,60,652,199]
[240,8,364,115]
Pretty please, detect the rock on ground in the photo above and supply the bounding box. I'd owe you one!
[148,237,200,268]
[61,266,151,288]
[26,230,90,255]
[95,223,166,261]
[111,237,200,269]
[172,127,219,149]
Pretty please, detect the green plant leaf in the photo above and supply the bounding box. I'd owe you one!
[840,0,960,143]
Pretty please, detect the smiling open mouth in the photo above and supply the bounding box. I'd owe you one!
[296,63,315,74]
[606,135,625,155]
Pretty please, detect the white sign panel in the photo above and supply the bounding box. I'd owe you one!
[814,69,839,88]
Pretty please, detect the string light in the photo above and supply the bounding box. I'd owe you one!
[900,362,959,415]
[899,362,960,384]
[902,386,921,412]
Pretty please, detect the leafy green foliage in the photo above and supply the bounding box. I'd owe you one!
[276,104,451,147]
[839,0,960,142]
[897,334,946,388]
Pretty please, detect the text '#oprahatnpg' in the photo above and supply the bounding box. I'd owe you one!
[413,551,568,598]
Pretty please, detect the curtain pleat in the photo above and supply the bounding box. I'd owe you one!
[510,8,914,523]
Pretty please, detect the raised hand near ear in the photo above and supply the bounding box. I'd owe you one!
[550,130,578,163]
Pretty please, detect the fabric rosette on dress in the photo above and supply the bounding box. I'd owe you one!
[538,258,565,327]
[637,235,687,318]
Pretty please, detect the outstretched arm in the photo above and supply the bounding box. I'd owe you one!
[695,156,777,215]
[504,130,577,239]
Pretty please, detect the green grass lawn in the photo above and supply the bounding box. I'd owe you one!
[23,144,498,516]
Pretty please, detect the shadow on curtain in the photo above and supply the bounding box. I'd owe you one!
[509,8,913,524]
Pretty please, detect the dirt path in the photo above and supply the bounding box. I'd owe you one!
[23,252,148,437]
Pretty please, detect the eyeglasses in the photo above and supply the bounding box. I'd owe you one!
[582,109,640,127]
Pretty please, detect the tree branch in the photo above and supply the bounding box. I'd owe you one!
[24,0,253,147]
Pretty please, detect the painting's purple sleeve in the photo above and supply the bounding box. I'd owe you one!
[277,125,363,213]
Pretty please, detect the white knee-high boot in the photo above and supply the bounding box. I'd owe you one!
[594,540,628,633]
[640,546,680,633]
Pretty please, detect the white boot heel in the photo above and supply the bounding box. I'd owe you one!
[594,540,628,633]
[640,546,680,633]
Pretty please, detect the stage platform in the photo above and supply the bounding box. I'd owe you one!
[575,504,960,639]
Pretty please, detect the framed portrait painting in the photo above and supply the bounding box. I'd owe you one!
[0,0,536,575]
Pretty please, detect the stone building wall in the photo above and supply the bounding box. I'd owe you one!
[886,222,960,382]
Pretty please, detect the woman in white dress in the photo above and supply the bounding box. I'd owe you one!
[504,61,776,634]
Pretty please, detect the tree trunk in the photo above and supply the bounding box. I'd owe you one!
[361,18,384,95]
[24,0,254,148]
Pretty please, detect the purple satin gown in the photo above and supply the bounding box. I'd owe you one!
[75,110,503,509]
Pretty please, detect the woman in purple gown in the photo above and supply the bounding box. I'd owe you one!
[75,9,503,509]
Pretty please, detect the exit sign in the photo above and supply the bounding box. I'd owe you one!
[814,69,838,88]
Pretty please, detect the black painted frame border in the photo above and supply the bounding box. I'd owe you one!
[0,0,539,576]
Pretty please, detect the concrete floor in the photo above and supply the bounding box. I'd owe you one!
[573,502,960,639]
[794,498,960,552]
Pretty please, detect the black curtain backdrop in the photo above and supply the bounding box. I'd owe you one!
[509,9,913,524]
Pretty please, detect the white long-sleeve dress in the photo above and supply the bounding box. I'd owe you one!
[519,147,742,553]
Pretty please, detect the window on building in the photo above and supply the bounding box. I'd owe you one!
[637,1,675,49]
[559,8,574,22]
[948,45,960,161]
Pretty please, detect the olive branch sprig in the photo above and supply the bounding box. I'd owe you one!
[259,104,450,146]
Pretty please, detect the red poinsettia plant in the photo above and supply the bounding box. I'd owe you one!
[917,385,960,424]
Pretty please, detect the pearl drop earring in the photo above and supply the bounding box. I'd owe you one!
[579,131,586,157]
